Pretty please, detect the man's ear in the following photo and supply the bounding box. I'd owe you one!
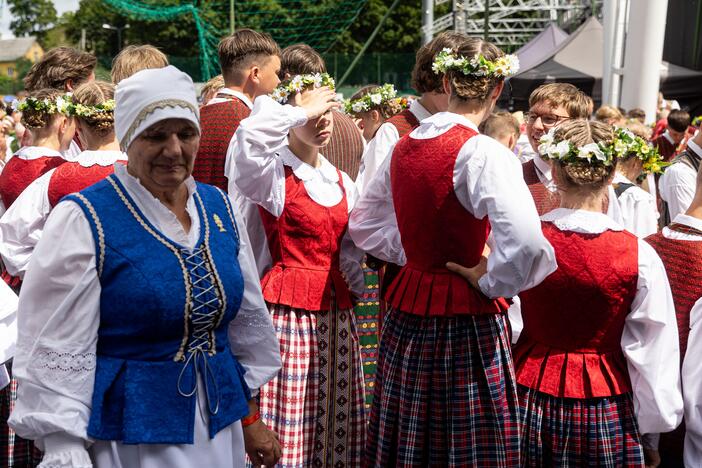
[371,109,381,124]
[249,65,261,84]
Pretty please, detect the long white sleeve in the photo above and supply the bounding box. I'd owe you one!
[455,134,556,298]
[232,95,307,217]
[226,197,281,393]
[0,169,54,278]
[348,150,406,265]
[659,163,696,221]
[621,239,683,434]
[683,298,702,467]
[608,182,659,238]
[8,201,100,458]
[0,277,18,379]
[355,122,399,196]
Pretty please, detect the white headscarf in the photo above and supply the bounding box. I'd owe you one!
[114,65,200,151]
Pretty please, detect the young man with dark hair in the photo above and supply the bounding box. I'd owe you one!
[653,109,692,162]
[522,82,590,214]
[193,28,281,191]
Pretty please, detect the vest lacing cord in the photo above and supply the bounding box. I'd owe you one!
[177,246,222,420]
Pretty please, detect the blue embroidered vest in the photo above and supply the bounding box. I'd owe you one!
[66,175,249,444]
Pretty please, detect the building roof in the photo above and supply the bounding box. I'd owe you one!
[0,37,38,62]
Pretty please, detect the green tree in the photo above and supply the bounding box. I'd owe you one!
[7,0,57,46]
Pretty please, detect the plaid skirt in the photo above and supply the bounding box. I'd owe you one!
[518,385,644,467]
[0,378,41,467]
[365,308,520,467]
[258,302,366,468]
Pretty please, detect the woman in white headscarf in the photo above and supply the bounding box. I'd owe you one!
[8,66,282,468]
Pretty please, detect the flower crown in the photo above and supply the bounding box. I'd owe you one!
[67,99,116,119]
[343,83,407,115]
[16,94,73,116]
[538,128,616,167]
[692,115,702,127]
[432,48,520,78]
[271,73,336,104]
[612,127,667,174]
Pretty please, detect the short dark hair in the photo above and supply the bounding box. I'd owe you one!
[411,32,466,94]
[667,109,691,132]
[24,47,97,92]
[280,43,326,78]
[218,29,280,85]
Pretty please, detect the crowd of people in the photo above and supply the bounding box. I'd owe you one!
[0,26,699,468]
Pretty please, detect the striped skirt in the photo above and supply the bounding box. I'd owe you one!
[258,302,366,468]
[518,385,644,467]
[365,308,520,467]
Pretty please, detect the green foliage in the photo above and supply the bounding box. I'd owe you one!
[7,0,57,46]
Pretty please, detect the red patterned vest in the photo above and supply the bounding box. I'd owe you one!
[193,97,250,191]
[514,222,639,398]
[0,152,65,208]
[522,159,560,216]
[48,161,127,207]
[258,166,353,311]
[386,108,420,138]
[646,227,702,460]
[652,134,678,162]
[387,125,508,316]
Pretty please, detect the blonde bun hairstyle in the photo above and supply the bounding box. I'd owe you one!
[552,120,616,189]
[445,37,504,102]
[71,80,115,135]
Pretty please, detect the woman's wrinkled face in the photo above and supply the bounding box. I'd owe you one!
[127,118,199,191]
[290,110,334,148]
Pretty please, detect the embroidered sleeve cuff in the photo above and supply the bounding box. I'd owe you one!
[40,433,91,468]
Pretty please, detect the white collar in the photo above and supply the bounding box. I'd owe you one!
[15,146,64,161]
[687,139,702,157]
[76,150,127,167]
[409,99,432,122]
[672,213,702,232]
[613,172,633,185]
[216,88,254,109]
[533,155,553,181]
[541,208,624,233]
[663,130,675,145]
[280,147,339,183]
[420,111,480,132]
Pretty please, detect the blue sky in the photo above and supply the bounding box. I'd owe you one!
[0,0,79,39]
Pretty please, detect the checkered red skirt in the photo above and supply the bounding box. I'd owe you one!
[1,377,41,467]
[365,308,520,467]
[519,385,644,467]
[258,302,366,468]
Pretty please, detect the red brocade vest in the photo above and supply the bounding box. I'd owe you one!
[514,222,639,399]
[387,125,508,316]
[522,159,560,216]
[386,109,420,138]
[192,98,250,191]
[646,229,702,361]
[0,154,65,208]
[48,161,127,207]
[258,166,353,311]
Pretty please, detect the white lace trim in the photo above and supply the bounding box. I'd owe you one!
[541,208,624,233]
[16,146,64,161]
[76,150,127,167]
[34,351,97,382]
[38,449,92,468]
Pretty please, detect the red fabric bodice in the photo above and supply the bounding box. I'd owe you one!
[522,159,560,216]
[193,98,250,191]
[645,229,702,361]
[386,125,508,316]
[0,154,65,208]
[48,161,127,207]
[386,108,420,138]
[514,222,639,398]
[258,166,352,311]
[652,134,678,162]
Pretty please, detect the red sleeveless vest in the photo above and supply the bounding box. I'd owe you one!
[386,108,420,138]
[258,166,353,311]
[386,125,508,316]
[0,154,65,208]
[193,98,250,191]
[48,161,127,207]
[514,222,639,398]
[522,159,560,216]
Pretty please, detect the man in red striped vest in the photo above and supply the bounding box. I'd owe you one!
[354,32,464,195]
[647,162,702,467]
[193,29,281,192]
[523,83,591,215]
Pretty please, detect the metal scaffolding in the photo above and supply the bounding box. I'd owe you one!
[425,0,603,50]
